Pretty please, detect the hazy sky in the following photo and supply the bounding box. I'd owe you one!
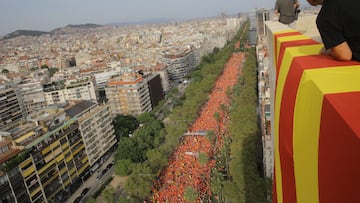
[0,0,310,36]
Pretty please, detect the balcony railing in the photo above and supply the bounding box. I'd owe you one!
[266,19,360,203]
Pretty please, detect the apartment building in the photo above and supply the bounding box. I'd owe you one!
[146,74,164,108]
[17,79,47,116]
[0,107,93,203]
[94,69,120,102]
[136,63,170,93]
[0,82,23,131]
[105,72,152,116]
[65,100,116,166]
[161,47,197,83]
[43,81,67,105]
[43,77,97,105]
[64,77,98,102]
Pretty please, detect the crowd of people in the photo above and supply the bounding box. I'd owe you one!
[152,49,244,202]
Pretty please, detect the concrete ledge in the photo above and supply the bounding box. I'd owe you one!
[267,22,360,203]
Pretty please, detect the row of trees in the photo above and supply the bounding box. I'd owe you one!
[218,47,270,202]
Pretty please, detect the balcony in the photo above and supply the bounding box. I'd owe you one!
[265,16,360,203]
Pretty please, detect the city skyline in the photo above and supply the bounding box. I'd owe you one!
[0,0,292,36]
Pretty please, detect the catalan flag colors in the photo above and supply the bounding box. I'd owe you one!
[273,30,360,203]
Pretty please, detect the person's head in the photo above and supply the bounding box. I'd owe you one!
[306,0,323,6]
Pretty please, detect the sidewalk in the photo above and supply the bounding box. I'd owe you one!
[66,155,114,203]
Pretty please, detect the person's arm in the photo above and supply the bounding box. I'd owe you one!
[321,41,352,61]
[331,41,352,61]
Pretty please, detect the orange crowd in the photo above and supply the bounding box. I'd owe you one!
[152,51,244,202]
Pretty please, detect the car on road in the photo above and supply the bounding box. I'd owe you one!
[106,162,114,169]
[73,196,82,203]
[101,168,108,176]
[97,168,108,181]
[81,187,90,197]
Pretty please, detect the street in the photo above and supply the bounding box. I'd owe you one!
[66,156,114,203]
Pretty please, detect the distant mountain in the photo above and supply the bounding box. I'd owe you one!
[50,23,103,34]
[109,18,179,27]
[3,30,50,40]
[64,23,102,29]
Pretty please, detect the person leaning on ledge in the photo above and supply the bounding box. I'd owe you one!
[306,0,360,62]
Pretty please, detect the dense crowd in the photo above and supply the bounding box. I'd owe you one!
[152,50,244,202]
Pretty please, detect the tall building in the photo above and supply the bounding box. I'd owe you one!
[0,82,23,131]
[0,102,116,203]
[0,136,28,203]
[65,100,116,166]
[146,74,164,108]
[43,77,98,105]
[93,69,120,102]
[105,72,152,116]
[17,79,47,116]
[0,109,86,203]
[161,47,197,83]
[43,81,67,105]
[63,77,98,102]
[256,9,271,36]
[136,63,170,93]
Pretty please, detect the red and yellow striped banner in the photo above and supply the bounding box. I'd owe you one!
[273,30,360,203]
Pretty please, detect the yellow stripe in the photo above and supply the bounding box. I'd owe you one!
[294,65,360,203]
[55,154,64,162]
[273,30,296,35]
[19,158,32,168]
[274,44,322,203]
[42,146,51,155]
[276,35,310,64]
[22,165,35,177]
[272,30,296,68]
[15,131,35,144]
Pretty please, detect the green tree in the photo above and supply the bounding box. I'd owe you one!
[40,64,49,69]
[184,187,197,202]
[86,197,97,203]
[1,69,9,74]
[101,185,114,203]
[206,130,215,144]
[115,159,133,176]
[198,152,208,166]
[115,138,142,162]
[48,67,59,77]
[112,115,138,140]
[137,112,154,124]
[118,196,139,203]
[146,149,167,172]
[211,170,225,202]
[125,164,154,200]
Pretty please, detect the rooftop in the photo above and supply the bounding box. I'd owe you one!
[65,100,97,118]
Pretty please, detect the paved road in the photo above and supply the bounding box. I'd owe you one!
[66,156,114,203]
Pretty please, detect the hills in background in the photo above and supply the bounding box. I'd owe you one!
[1,16,221,40]
[2,30,51,40]
[1,18,178,40]
[1,23,103,40]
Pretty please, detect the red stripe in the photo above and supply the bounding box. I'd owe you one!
[276,39,319,82]
[278,55,358,202]
[274,32,301,67]
[319,92,360,203]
